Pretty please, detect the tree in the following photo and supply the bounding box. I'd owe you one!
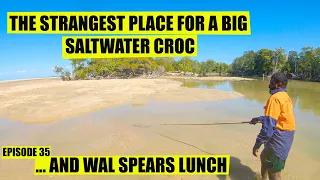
[177,57,194,74]
[272,48,286,73]
[53,66,71,81]
[287,51,299,74]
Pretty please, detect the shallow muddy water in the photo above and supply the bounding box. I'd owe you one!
[180,78,320,159]
[0,78,319,180]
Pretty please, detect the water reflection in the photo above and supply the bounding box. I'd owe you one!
[182,80,231,90]
[178,78,320,117]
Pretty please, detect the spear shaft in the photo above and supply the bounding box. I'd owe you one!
[159,121,255,126]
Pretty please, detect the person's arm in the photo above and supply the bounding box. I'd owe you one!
[254,97,281,149]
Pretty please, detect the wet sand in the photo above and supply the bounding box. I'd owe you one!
[1,102,319,180]
[0,77,245,123]
[1,77,319,180]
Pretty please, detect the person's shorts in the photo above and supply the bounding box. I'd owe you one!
[262,149,286,171]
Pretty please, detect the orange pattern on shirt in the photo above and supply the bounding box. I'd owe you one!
[264,92,295,131]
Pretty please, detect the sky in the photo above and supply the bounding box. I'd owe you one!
[0,0,319,80]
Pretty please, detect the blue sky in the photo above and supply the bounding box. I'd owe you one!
[1,0,319,80]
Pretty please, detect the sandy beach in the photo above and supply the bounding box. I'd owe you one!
[0,77,246,123]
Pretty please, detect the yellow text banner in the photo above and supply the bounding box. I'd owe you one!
[34,155,230,175]
[7,12,250,35]
[61,35,198,59]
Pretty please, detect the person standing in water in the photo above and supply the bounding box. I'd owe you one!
[250,72,296,180]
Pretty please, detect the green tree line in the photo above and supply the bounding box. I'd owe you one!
[54,46,320,82]
[231,46,320,81]
[53,57,231,80]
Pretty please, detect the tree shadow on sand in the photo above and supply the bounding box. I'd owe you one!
[156,132,256,180]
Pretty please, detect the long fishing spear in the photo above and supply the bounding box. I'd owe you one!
[159,121,259,126]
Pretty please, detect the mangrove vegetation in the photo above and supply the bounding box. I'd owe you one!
[54,46,320,82]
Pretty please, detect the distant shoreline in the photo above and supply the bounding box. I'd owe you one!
[0,75,256,84]
[0,77,60,84]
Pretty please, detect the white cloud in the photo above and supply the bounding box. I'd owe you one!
[17,70,27,73]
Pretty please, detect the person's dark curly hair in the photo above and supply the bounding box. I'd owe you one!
[271,72,292,87]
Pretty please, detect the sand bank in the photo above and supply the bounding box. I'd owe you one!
[0,77,246,123]
[1,106,317,180]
